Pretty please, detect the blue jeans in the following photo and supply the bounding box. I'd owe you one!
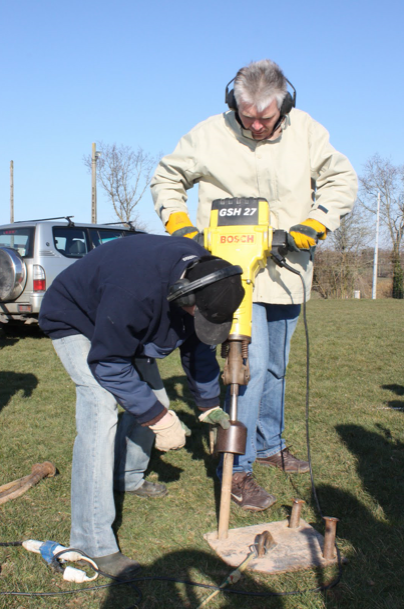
[52,334,168,556]
[226,303,301,474]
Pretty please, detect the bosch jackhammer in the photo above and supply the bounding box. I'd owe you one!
[203,197,300,540]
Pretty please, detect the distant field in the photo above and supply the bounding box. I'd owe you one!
[0,299,403,609]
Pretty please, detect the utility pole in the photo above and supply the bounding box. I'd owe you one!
[10,161,14,222]
[372,191,380,300]
[91,143,100,224]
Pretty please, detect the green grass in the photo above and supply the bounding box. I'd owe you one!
[0,299,403,608]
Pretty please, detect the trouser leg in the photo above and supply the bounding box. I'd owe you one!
[219,303,301,475]
[53,334,119,556]
[114,357,170,491]
[256,304,301,458]
[217,304,268,475]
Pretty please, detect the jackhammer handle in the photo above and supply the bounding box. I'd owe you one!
[218,452,234,540]
[0,474,33,494]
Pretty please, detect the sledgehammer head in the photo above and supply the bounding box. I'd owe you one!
[31,462,57,478]
[0,461,57,505]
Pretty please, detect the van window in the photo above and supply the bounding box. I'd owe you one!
[53,228,89,258]
[0,227,34,257]
[89,228,127,248]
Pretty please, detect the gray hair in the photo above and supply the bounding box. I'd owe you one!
[233,59,287,112]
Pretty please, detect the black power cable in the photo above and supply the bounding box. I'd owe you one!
[272,258,343,588]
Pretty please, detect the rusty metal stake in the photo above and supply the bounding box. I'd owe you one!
[323,516,339,559]
[289,499,305,528]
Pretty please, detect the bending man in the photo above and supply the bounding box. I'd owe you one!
[39,234,243,577]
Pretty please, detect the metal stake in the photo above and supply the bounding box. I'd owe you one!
[323,517,339,559]
[289,499,305,528]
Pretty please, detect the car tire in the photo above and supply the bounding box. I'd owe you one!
[0,247,27,301]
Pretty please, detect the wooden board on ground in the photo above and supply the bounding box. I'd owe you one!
[204,519,340,574]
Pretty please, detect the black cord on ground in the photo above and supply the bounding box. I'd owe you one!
[298,272,323,517]
[298,271,343,588]
[0,541,23,546]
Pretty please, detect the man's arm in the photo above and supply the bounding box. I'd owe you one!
[179,334,230,428]
[179,333,221,410]
[87,288,168,425]
[89,357,167,425]
[305,118,358,232]
[151,131,202,230]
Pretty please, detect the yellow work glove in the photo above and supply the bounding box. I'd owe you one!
[289,219,327,250]
[165,212,199,239]
[150,410,191,452]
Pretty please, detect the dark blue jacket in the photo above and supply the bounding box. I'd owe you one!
[39,234,220,424]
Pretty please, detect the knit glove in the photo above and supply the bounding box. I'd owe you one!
[198,406,230,429]
[289,219,327,250]
[150,411,191,452]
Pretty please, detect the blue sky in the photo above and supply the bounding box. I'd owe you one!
[1,0,403,234]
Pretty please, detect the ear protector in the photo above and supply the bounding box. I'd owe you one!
[225,75,296,116]
[167,264,243,308]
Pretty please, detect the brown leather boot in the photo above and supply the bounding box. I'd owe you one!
[256,448,309,473]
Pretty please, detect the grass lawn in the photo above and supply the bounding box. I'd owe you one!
[0,299,403,608]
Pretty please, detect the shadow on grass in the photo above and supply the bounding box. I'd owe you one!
[0,371,38,412]
[0,323,44,341]
[336,423,404,522]
[164,373,228,406]
[99,548,288,609]
[314,424,404,603]
[381,384,404,410]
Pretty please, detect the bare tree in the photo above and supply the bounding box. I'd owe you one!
[328,204,373,254]
[358,154,404,298]
[313,204,373,298]
[84,142,160,228]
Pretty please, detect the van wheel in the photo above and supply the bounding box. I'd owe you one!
[0,247,27,301]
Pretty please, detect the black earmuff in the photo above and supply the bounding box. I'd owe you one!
[225,76,296,116]
[224,81,238,111]
[167,278,196,308]
[167,264,243,308]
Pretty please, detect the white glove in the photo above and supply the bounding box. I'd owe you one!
[150,411,191,452]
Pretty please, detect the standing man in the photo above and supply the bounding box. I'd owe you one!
[151,59,358,512]
[39,234,243,577]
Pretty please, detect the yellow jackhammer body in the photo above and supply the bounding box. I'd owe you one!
[203,197,291,539]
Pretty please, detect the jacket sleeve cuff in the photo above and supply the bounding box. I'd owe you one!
[195,396,220,410]
[308,209,333,232]
[137,401,167,426]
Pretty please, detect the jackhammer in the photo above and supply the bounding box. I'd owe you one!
[203,197,300,540]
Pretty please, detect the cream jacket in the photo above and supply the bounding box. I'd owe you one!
[151,109,358,304]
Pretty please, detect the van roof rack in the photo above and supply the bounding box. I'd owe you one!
[104,221,138,231]
[14,216,75,226]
